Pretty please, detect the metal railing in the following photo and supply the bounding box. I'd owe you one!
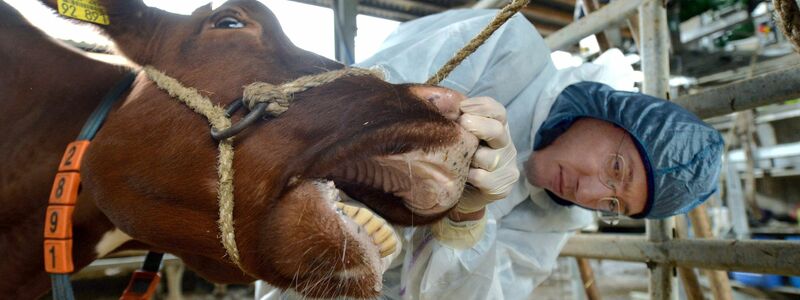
[546,0,800,299]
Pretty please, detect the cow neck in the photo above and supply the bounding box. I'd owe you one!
[141,65,384,269]
[44,72,137,300]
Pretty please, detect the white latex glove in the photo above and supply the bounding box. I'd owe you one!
[432,96,519,249]
[455,96,519,213]
[430,215,488,249]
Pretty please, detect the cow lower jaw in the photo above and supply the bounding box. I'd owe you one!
[317,180,401,261]
[334,200,400,258]
[309,180,401,292]
[331,200,402,281]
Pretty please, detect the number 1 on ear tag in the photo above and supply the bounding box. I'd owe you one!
[56,0,110,25]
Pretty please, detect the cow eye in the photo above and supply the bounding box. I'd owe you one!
[214,17,244,29]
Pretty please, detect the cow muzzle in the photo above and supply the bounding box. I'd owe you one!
[409,85,464,121]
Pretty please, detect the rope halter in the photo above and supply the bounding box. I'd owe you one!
[143,66,383,268]
[208,68,384,140]
[243,67,384,116]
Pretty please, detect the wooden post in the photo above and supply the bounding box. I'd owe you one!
[640,1,676,298]
[735,110,762,220]
[676,216,706,300]
[626,14,640,52]
[688,204,733,300]
[164,263,185,300]
[576,257,602,300]
[677,268,705,300]
[581,0,612,51]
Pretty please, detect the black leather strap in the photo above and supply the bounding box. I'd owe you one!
[50,71,136,300]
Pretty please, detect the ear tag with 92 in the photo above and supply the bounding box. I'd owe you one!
[56,0,110,25]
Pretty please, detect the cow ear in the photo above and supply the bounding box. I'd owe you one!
[37,0,163,65]
[192,3,212,15]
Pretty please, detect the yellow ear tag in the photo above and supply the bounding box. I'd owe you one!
[56,0,110,25]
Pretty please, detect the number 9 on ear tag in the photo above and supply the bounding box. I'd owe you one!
[56,0,110,25]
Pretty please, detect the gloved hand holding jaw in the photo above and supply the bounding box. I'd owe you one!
[432,96,520,249]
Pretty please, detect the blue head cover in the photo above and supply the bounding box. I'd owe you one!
[534,82,724,219]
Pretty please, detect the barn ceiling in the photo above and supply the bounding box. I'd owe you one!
[289,0,583,37]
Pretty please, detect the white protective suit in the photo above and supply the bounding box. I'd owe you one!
[256,9,636,300]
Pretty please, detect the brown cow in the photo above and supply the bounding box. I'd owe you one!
[0,0,478,298]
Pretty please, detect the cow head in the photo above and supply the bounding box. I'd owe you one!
[40,0,477,297]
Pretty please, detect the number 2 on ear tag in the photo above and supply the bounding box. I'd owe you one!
[56,0,110,25]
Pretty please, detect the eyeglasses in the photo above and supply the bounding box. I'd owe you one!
[596,133,628,225]
[596,197,622,225]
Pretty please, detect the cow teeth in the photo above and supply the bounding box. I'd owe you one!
[336,202,399,258]
[351,208,372,225]
[379,236,397,257]
[364,217,384,235]
[336,202,359,217]
[373,224,392,244]
[373,223,397,258]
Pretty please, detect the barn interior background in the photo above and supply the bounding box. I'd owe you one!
[5,0,800,299]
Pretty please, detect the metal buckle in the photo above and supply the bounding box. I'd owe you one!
[210,98,268,140]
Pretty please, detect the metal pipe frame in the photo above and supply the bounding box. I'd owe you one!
[562,235,800,276]
[333,0,357,65]
[675,67,800,119]
[639,0,675,299]
[545,0,645,50]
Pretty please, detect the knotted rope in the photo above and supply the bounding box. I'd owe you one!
[425,0,531,85]
[143,66,382,268]
[243,68,383,116]
[143,66,241,267]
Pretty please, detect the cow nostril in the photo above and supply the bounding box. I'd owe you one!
[410,86,464,121]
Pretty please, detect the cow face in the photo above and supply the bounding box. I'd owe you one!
[40,0,477,298]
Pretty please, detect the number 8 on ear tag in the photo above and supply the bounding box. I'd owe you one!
[56,0,110,25]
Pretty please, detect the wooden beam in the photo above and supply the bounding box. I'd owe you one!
[582,0,612,51]
[675,216,705,300]
[676,67,800,119]
[544,0,577,7]
[533,22,560,36]
[545,0,645,50]
[364,0,446,15]
[521,4,574,25]
[562,235,800,276]
[626,14,639,51]
[688,205,733,300]
[576,258,602,300]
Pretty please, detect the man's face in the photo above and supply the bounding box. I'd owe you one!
[525,118,648,216]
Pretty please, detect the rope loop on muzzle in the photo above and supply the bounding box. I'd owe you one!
[243,67,384,116]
